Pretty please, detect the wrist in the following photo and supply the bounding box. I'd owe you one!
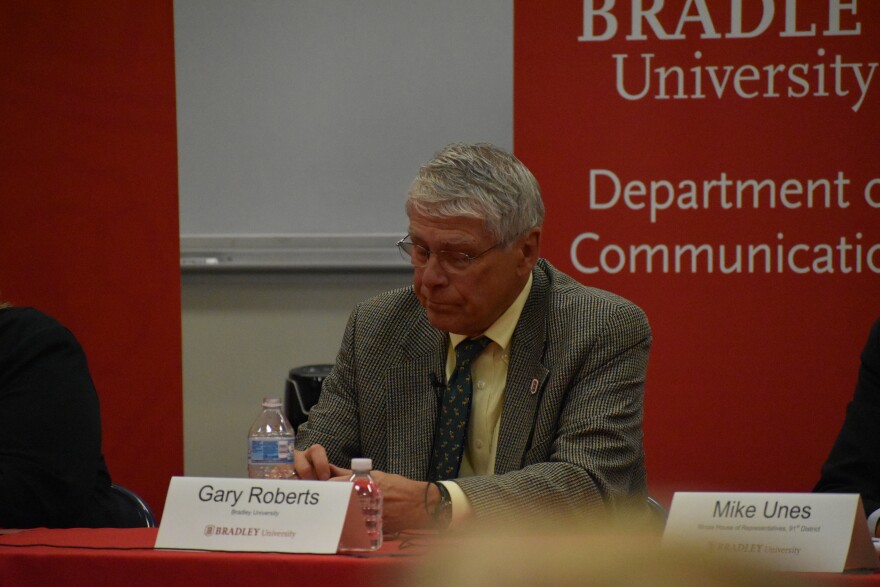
[424,481,452,530]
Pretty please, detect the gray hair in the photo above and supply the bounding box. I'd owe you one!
[406,143,544,246]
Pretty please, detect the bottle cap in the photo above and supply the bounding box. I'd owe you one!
[262,397,282,408]
[351,458,372,472]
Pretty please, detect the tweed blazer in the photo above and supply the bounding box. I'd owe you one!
[296,259,652,523]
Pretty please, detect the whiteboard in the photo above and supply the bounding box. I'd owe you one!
[174,0,513,270]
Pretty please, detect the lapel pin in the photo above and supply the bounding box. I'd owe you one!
[529,378,539,395]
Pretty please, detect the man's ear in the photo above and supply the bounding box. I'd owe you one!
[517,227,541,274]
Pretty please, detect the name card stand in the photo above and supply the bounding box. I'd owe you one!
[662,492,879,573]
[155,476,371,554]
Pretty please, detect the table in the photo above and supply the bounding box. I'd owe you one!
[0,528,423,587]
[1,527,878,587]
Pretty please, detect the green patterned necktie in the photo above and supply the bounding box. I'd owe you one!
[430,336,491,481]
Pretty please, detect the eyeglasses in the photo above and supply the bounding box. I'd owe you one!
[396,235,500,273]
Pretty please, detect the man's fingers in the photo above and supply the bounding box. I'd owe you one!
[294,444,332,480]
[329,464,350,479]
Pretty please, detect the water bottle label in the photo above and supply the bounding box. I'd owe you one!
[248,438,294,465]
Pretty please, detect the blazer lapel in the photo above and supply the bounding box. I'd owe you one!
[386,314,446,479]
[494,264,550,474]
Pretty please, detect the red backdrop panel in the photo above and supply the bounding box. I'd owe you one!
[0,1,181,517]
[515,0,879,504]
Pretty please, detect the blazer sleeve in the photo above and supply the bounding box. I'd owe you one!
[814,318,880,517]
[294,304,362,466]
[0,310,109,528]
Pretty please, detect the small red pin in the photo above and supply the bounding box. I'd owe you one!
[529,378,539,394]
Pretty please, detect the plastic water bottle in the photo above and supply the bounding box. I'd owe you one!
[342,458,383,552]
[247,397,296,479]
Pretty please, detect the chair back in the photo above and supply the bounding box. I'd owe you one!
[284,364,333,429]
[110,483,157,528]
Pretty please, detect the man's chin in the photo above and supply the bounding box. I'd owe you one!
[425,307,460,333]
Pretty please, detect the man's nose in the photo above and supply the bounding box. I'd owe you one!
[419,253,448,286]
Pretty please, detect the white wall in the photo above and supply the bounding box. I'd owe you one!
[176,0,512,477]
[181,272,411,477]
[175,0,512,243]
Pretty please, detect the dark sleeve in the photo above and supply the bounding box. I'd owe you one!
[814,318,880,516]
[0,308,116,528]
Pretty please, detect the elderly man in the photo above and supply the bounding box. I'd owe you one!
[294,143,652,531]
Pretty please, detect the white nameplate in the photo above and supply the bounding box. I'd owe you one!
[155,476,363,554]
[663,492,879,573]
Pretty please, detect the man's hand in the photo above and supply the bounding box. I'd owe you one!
[296,447,438,532]
[328,468,435,532]
[293,445,333,480]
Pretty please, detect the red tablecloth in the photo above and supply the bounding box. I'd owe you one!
[1,527,877,587]
[0,528,423,587]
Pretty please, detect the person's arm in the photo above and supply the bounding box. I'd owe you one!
[0,311,106,528]
[814,319,880,526]
[294,298,443,532]
[294,304,365,474]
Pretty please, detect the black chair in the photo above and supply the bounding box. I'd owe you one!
[110,483,157,528]
[284,364,333,430]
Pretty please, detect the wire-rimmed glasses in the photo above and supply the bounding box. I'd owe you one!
[396,235,499,273]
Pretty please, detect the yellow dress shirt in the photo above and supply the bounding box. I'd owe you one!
[441,274,533,525]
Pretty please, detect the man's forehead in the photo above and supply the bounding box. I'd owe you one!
[407,215,489,245]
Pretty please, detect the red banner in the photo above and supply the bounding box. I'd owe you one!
[515,0,879,501]
[0,1,182,518]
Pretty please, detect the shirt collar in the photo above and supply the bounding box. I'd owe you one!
[449,273,533,351]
